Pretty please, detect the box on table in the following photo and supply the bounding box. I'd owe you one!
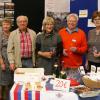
[14,68,44,83]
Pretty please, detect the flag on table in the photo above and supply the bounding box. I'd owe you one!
[10,83,40,100]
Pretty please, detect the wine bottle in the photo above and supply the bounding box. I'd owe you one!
[53,62,60,78]
[59,71,67,79]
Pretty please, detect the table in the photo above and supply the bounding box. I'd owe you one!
[10,83,79,100]
[10,83,100,100]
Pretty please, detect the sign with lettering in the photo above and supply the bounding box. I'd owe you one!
[53,78,70,92]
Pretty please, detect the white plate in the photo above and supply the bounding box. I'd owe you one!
[79,90,100,98]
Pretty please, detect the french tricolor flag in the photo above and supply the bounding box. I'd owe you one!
[10,83,40,100]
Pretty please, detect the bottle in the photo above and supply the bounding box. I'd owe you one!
[53,61,60,78]
[59,70,67,79]
[59,61,67,79]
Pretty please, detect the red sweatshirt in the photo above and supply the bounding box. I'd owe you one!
[59,28,87,68]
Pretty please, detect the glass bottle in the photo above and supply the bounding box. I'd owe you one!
[53,60,60,78]
[59,70,67,79]
[59,61,67,79]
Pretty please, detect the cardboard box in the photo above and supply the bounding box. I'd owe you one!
[14,68,44,83]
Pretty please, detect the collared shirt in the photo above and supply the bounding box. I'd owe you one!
[20,30,32,58]
[66,27,78,34]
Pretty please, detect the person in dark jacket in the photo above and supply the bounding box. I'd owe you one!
[36,16,63,75]
[0,18,13,100]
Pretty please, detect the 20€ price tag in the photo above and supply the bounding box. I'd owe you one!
[53,78,70,92]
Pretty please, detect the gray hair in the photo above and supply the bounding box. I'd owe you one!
[67,13,79,21]
[16,15,28,23]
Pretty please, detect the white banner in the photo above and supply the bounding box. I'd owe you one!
[45,0,70,31]
[45,0,70,16]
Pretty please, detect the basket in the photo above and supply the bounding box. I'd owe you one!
[82,75,100,89]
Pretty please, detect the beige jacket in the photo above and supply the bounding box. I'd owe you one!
[7,28,36,68]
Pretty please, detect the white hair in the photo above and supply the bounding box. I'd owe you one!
[67,13,79,21]
[16,15,28,23]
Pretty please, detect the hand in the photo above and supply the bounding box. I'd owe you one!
[70,47,77,53]
[63,49,68,56]
[93,52,100,57]
[1,63,6,71]
[38,51,53,58]
[44,52,53,58]
[10,63,15,71]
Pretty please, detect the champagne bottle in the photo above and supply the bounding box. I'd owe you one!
[59,61,67,79]
[53,61,60,78]
[59,71,67,79]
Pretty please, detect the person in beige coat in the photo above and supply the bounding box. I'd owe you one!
[7,15,36,71]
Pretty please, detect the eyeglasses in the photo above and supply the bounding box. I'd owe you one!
[94,18,100,21]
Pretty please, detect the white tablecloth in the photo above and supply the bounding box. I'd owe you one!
[10,83,79,100]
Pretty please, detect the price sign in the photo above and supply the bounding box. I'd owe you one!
[53,78,70,92]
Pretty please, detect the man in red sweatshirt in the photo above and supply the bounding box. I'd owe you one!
[59,13,87,82]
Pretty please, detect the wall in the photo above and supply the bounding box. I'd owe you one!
[70,0,98,35]
[12,0,98,33]
[12,0,44,33]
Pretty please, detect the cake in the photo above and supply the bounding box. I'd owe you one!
[82,73,100,88]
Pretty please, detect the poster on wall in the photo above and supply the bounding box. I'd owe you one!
[0,2,4,9]
[45,0,70,31]
[0,0,12,2]
[88,19,96,27]
[0,2,14,27]
[79,9,88,18]
[45,0,70,16]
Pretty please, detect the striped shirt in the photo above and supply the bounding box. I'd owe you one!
[20,31,32,58]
